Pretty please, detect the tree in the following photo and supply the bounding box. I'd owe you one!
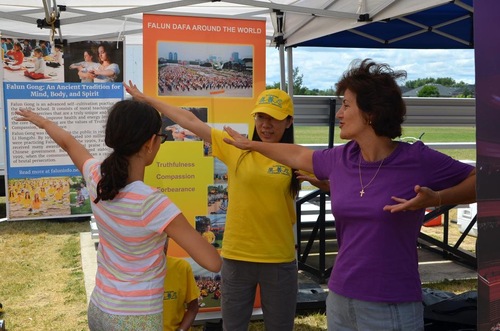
[266,72,473,97]
[292,67,309,95]
[417,85,440,97]
[266,67,313,95]
[456,87,474,98]
[435,77,456,86]
[266,82,280,90]
[405,77,470,89]
[406,78,436,89]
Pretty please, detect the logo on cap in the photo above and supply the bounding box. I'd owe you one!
[258,94,283,109]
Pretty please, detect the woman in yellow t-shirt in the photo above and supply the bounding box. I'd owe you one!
[125,82,300,331]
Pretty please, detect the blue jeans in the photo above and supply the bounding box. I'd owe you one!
[326,291,424,331]
[221,258,298,331]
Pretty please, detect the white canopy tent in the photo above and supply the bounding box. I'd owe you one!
[1,0,464,91]
[0,0,453,45]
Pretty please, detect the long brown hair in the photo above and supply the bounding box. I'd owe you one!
[93,100,161,203]
[336,58,407,139]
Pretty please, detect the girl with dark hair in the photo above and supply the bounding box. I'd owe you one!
[69,49,100,83]
[124,81,300,331]
[15,100,221,331]
[223,59,476,330]
[90,43,120,82]
[6,42,24,65]
[26,47,45,75]
[22,39,32,57]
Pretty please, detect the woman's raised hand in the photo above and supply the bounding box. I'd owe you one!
[123,80,147,102]
[15,108,49,129]
[223,126,253,150]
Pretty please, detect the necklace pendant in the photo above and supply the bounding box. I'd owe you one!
[358,155,385,199]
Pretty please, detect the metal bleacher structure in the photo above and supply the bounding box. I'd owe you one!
[293,95,477,282]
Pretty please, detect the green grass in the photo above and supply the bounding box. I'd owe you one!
[0,219,90,331]
[400,126,475,142]
[60,237,88,302]
[295,125,476,160]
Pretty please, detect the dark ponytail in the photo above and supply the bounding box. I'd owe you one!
[94,100,161,203]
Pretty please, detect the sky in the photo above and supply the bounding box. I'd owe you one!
[265,47,476,91]
[158,42,252,62]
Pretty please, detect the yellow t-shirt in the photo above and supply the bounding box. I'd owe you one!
[163,256,200,331]
[211,129,296,263]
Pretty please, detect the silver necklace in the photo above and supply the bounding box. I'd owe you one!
[358,155,384,197]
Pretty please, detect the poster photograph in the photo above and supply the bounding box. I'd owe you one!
[3,38,64,83]
[143,13,266,312]
[63,40,124,83]
[157,42,253,98]
[161,107,208,142]
[2,38,124,84]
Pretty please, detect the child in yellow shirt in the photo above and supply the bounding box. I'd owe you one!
[163,256,200,331]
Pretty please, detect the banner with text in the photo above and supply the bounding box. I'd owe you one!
[143,14,266,311]
[2,38,124,221]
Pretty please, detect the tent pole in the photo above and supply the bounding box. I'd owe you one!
[279,44,286,90]
[286,46,293,97]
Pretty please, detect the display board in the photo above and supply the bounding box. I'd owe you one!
[142,13,266,312]
[1,38,124,221]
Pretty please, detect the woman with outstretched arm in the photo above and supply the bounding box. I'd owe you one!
[15,100,221,331]
[124,81,302,331]
[223,59,476,331]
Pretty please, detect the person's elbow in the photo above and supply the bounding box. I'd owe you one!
[188,299,200,313]
[211,257,223,273]
[205,256,222,273]
[461,168,477,203]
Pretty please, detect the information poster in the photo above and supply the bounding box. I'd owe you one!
[2,38,124,221]
[142,14,266,311]
[3,83,122,220]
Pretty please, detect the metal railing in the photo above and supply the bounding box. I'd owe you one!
[293,95,475,127]
[420,206,477,268]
